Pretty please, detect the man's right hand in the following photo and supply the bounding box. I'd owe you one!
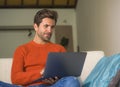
[42,76,59,85]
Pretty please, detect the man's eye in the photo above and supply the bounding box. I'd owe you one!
[44,25,49,28]
[51,26,55,29]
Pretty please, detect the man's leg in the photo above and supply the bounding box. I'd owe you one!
[0,81,21,87]
[51,76,81,87]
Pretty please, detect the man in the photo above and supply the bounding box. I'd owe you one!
[0,9,81,87]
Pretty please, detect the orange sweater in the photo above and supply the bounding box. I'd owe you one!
[11,41,66,86]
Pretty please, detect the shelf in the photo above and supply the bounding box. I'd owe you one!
[0,26,33,30]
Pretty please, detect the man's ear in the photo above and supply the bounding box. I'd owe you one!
[34,24,38,31]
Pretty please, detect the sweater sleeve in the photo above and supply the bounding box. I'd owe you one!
[11,46,42,86]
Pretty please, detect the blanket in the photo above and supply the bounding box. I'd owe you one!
[83,53,120,87]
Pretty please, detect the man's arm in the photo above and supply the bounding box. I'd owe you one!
[11,46,42,86]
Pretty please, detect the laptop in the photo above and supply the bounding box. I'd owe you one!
[34,52,87,82]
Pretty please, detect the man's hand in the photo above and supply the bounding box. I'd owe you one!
[40,69,59,84]
[42,76,59,85]
[40,68,45,75]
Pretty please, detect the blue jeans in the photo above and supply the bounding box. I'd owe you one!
[0,76,81,87]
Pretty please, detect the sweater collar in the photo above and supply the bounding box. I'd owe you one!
[30,40,52,47]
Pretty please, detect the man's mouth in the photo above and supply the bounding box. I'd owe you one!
[45,33,51,38]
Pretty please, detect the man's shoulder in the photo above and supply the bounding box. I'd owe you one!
[49,42,66,52]
[16,41,32,50]
[49,42,63,47]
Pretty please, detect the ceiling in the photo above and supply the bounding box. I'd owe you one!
[0,0,78,9]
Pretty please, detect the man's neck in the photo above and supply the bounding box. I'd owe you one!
[33,36,49,44]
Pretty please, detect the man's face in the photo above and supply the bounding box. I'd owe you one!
[35,18,56,42]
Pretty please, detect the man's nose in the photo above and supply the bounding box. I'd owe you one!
[48,27,53,32]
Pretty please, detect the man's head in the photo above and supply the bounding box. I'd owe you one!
[33,9,58,43]
[34,9,58,26]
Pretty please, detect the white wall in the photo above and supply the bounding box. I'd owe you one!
[0,9,77,57]
[76,0,120,56]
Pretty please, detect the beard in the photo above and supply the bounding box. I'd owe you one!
[37,32,52,42]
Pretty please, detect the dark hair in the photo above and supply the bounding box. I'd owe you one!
[34,9,58,26]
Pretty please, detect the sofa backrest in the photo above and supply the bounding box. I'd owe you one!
[80,51,104,83]
[0,58,13,83]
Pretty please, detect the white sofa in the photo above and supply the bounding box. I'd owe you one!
[0,51,104,85]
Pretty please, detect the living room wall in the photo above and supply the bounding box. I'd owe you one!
[0,9,77,58]
[76,0,120,56]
